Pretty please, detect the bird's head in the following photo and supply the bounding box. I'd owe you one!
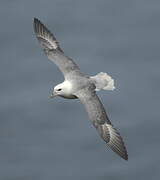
[49,81,72,98]
[50,83,64,98]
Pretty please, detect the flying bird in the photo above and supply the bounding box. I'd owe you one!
[33,18,128,160]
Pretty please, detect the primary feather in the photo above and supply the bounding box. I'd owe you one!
[33,18,80,77]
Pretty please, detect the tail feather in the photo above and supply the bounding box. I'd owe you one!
[90,72,115,91]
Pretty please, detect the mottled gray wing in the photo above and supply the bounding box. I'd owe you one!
[75,87,128,160]
[33,18,80,77]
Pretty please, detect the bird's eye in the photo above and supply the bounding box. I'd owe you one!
[57,88,62,91]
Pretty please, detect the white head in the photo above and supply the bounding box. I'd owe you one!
[50,81,73,98]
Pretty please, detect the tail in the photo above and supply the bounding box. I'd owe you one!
[90,72,115,91]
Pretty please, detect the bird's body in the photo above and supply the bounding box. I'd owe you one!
[33,18,128,160]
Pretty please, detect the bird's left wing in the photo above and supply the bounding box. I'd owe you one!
[75,86,128,160]
[33,18,80,77]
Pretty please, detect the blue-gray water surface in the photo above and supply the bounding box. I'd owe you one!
[0,0,160,179]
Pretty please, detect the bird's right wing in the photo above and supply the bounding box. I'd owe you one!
[33,18,80,77]
[75,87,128,160]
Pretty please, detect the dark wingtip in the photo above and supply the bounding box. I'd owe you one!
[106,125,129,161]
[32,18,64,53]
[123,152,128,161]
[33,17,39,23]
[33,18,41,29]
[120,143,128,161]
[33,17,45,37]
[33,17,39,33]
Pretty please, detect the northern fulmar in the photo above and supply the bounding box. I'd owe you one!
[33,18,128,160]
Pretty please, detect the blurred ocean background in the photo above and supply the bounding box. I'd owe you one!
[0,0,160,179]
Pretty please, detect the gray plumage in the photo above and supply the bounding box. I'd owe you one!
[33,18,128,160]
[75,87,128,160]
[33,18,80,77]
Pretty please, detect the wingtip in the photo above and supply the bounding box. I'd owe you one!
[33,17,39,23]
[119,141,128,161]
[122,150,128,161]
[108,144,128,161]
[33,17,64,52]
[33,18,39,31]
[34,17,44,27]
[106,124,128,161]
[108,142,128,161]
[124,155,128,161]
[33,17,42,28]
[33,18,45,37]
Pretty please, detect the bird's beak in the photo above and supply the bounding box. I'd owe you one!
[49,92,57,98]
